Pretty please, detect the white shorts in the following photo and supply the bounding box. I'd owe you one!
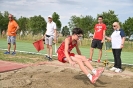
[45,35,54,45]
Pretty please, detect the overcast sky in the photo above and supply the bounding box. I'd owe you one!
[0,0,133,27]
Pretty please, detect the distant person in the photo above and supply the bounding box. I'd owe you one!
[2,30,5,38]
[105,22,125,73]
[88,16,107,63]
[42,15,57,61]
[57,28,104,84]
[4,14,19,55]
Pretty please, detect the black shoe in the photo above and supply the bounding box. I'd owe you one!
[45,55,49,59]
[48,57,52,61]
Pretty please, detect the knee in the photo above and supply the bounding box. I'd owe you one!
[49,45,52,49]
[76,59,82,64]
[91,48,94,51]
[47,45,49,48]
[8,43,11,45]
[82,56,87,61]
[99,49,102,51]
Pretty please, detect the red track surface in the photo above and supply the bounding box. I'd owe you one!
[0,60,28,73]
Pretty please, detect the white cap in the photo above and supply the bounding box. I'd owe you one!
[48,15,52,18]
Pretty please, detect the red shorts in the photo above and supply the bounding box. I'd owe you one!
[57,51,75,63]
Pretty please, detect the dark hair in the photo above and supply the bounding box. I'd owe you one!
[98,16,103,19]
[72,28,83,35]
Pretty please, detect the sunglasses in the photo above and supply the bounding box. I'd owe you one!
[8,17,12,18]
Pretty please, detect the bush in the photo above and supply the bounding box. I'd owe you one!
[17,33,42,41]
[58,37,65,43]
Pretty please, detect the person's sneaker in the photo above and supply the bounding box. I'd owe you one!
[4,51,10,54]
[110,67,117,71]
[11,52,16,55]
[45,55,50,59]
[95,68,104,77]
[115,68,122,73]
[90,74,99,83]
[88,58,92,62]
[48,57,52,61]
[97,59,101,63]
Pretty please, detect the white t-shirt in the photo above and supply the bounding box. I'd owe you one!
[46,21,56,36]
[111,29,125,49]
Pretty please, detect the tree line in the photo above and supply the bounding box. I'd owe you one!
[0,11,61,35]
[67,10,133,37]
[0,10,133,38]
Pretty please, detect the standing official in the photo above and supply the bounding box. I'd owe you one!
[4,14,19,55]
[42,15,57,61]
[105,22,125,73]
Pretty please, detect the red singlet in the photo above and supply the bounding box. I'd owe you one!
[57,36,77,63]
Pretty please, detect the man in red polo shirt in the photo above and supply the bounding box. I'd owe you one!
[88,16,107,63]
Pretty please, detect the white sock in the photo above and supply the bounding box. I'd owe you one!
[87,73,92,80]
[92,69,97,75]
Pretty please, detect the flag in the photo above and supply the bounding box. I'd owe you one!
[33,39,44,52]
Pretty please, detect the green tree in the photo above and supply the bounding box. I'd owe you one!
[52,12,62,31]
[0,12,4,34]
[123,17,133,38]
[68,15,95,37]
[0,11,10,34]
[29,15,46,35]
[17,16,29,35]
[61,26,70,36]
[97,10,119,35]
[68,15,80,29]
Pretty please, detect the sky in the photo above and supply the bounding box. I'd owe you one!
[0,0,133,27]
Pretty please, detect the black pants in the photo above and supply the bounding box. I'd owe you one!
[112,49,122,69]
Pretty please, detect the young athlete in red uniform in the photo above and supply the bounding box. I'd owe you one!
[57,28,104,84]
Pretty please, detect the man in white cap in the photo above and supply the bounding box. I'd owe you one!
[42,15,57,61]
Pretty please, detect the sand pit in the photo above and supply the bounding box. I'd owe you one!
[0,61,133,88]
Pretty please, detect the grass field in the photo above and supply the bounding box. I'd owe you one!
[0,38,133,64]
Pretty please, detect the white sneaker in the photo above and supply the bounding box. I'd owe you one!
[115,68,122,73]
[110,67,117,71]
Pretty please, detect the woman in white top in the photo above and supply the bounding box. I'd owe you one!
[105,22,125,73]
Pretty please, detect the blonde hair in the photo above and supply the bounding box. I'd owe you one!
[113,22,120,30]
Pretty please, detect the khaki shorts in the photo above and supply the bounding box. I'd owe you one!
[45,35,54,45]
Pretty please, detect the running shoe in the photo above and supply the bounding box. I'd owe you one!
[97,59,101,63]
[115,68,122,73]
[48,57,52,61]
[110,67,117,71]
[90,74,100,83]
[88,58,92,62]
[11,52,16,55]
[4,51,10,54]
[95,68,105,77]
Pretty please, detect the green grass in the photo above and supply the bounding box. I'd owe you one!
[0,38,133,64]
[0,50,46,63]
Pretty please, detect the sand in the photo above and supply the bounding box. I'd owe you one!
[0,61,133,88]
